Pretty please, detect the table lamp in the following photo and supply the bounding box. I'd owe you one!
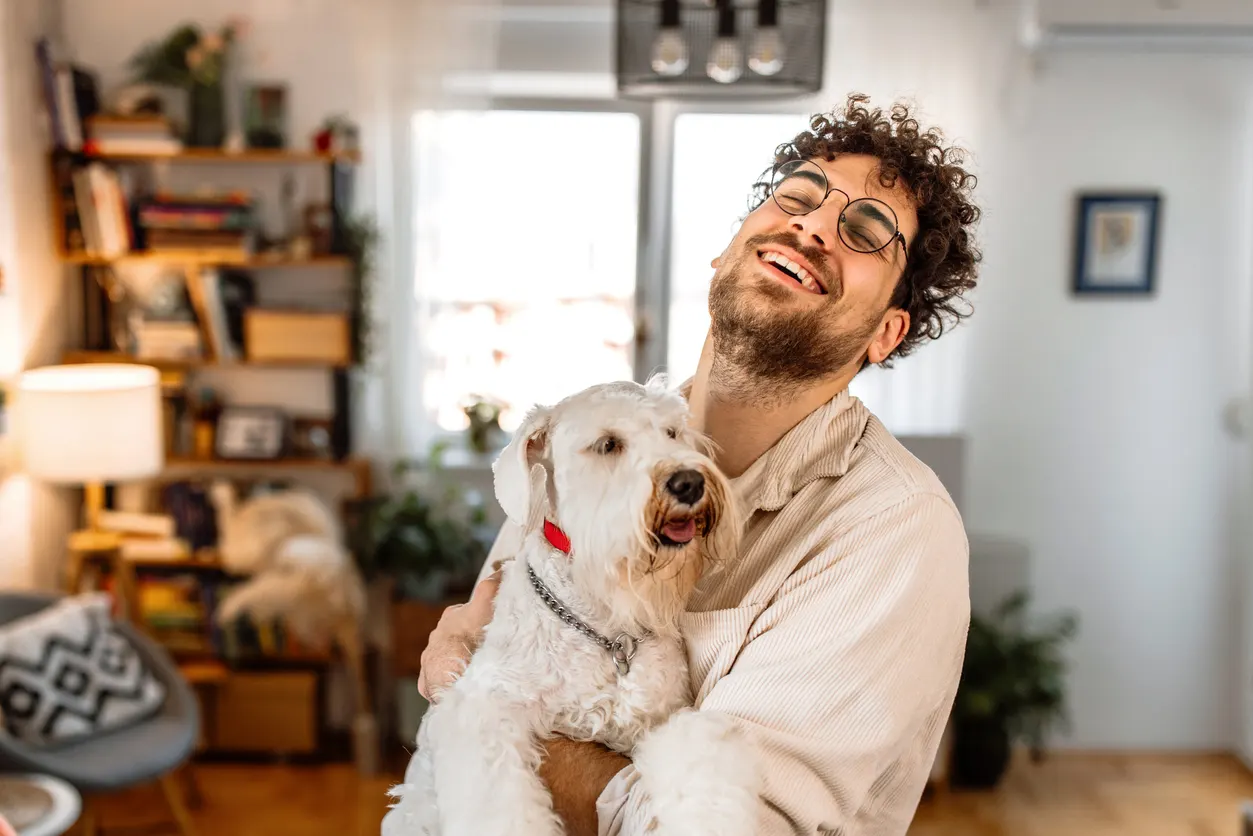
[17,363,164,550]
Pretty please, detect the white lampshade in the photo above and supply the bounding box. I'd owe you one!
[17,364,164,484]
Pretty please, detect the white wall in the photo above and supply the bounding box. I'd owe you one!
[964,43,1252,750]
[0,0,77,590]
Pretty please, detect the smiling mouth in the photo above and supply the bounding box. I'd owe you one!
[758,251,826,295]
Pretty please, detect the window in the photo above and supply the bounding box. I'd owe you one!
[412,109,642,440]
[666,112,812,378]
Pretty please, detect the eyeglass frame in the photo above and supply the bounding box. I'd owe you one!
[767,159,910,264]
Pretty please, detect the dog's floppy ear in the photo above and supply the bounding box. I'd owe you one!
[493,404,552,526]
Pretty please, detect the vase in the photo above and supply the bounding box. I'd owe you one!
[187,81,225,148]
[949,717,1012,790]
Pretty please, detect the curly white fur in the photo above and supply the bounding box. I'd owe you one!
[383,378,760,836]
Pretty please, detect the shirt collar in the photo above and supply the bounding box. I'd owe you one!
[678,379,869,514]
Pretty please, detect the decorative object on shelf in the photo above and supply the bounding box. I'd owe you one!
[616,0,825,98]
[290,418,335,461]
[127,20,244,148]
[191,386,222,459]
[17,363,164,548]
[214,405,288,460]
[1072,191,1161,296]
[304,203,333,255]
[245,84,287,149]
[463,397,504,455]
[950,591,1078,790]
[345,443,492,603]
[313,115,360,156]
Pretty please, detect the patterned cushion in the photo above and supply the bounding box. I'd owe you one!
[0,593,166,746]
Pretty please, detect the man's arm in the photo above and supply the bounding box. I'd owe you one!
[596,492,971,835]
[539,738,632,836]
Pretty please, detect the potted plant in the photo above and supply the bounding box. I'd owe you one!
[346,441,492,604]
[463,397,504,455]
[128,20,243,147]
[342,212,380,368]
[949,591,1078,789]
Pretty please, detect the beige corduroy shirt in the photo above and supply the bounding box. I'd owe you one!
[485,389,970,836]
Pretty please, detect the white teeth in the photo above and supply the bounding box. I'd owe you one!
[761,251,822,293]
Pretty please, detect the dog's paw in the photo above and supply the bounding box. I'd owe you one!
[632,709,761,836]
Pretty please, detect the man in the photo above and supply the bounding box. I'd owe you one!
[417,92,981,835]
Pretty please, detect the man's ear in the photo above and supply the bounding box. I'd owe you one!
[492,404,552,526]
[866,309,910,365]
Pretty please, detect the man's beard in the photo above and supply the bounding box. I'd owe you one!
[708,233,882,404]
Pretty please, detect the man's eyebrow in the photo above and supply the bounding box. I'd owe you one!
[786,168,827,190]
[854,200,895,228]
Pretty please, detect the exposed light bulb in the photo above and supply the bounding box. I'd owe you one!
[749,26,785,76]
[707,0,741,84]
[651,28,689,76]
[749,0,784,76]
[707,37,743,83]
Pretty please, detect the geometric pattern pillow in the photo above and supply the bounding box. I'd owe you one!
[0,593,166,746]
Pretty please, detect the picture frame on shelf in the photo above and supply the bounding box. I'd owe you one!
[215,406,288,460]
[245,83,287,149]
[1072,192,1161,296]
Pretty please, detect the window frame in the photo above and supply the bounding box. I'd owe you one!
[406,97,654,455]
[401,95,821,457]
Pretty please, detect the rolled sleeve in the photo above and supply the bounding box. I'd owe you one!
[595,764,645,836]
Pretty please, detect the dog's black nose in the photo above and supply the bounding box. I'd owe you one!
[666,469,705,505]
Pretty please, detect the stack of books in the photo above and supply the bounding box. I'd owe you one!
[137,192,255,258]
[96,509,190,563]
[83,115,182,156]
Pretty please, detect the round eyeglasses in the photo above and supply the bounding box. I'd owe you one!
[768,159,908,261]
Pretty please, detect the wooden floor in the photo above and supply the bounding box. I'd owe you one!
[82,752,1253,836]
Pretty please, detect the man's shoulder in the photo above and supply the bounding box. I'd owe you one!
[809,411,963,532]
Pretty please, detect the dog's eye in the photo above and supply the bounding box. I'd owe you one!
[592,435,623,456]
[665,427,678,439]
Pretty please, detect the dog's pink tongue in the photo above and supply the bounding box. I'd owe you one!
[662,519,697,544]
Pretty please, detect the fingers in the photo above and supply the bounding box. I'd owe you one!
[416,568,505,705]
[463,570,503,622]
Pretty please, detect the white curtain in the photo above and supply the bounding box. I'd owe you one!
[346,0,501,464]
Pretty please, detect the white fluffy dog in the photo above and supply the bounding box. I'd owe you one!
[383,378,760,836]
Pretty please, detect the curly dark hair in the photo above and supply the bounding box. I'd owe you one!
[749,93,982,366]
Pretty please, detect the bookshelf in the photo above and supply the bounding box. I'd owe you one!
[61,252,351,268]
[64,349,351,370]
[81,148,360,165]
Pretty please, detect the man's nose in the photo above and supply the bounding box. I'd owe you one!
[789,210,837,252]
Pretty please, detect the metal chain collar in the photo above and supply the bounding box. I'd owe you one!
[526,562,647,675]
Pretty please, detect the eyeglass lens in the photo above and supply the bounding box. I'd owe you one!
[770,159,899,254]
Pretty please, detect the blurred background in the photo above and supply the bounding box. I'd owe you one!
[0,0,1251,833]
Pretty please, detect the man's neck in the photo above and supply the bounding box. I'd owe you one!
[687,337,855,478]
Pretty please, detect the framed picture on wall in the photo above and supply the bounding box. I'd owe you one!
[1072,192,1162,295]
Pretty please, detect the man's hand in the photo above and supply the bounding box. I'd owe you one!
[417,570,502,703]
